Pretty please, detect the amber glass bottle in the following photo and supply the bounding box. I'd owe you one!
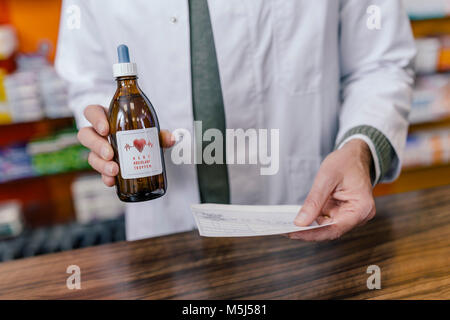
[108,45,166,202]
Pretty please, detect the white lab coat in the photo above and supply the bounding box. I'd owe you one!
[55,0,416,240]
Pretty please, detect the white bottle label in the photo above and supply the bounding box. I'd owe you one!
[115,127,163,179]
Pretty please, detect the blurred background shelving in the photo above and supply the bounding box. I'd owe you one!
[0,0,124,260]
[0,0,449,260]
[374,0,450,196]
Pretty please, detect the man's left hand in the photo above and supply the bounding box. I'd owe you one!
[289,139,376,241]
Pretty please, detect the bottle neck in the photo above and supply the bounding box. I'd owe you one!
[115,76,140,95]
[116,76,138,88]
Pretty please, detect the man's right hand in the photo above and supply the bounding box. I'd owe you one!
[77,105,175,187]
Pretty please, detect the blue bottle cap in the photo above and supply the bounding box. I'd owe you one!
[117,44,130,63]
[113,44,137,78]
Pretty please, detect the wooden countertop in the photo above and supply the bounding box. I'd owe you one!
[0,186,449,299]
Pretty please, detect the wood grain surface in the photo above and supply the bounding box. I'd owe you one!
[0,186,449,300]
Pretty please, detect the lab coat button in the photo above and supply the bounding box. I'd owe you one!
[170,16,177,23]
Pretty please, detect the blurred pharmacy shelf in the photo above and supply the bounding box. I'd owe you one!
[0,170,90,227]
[404,0,450,21]
[0,0,114,235]
[375,5,450,195]
[409,115,450,132]
[0,118,90,182]
[374,123,450,197]
[0,116,75,146]
[0,216,126,262]
[374,164,450,196]
[0,116,96,227]
[409,73,450,123]
[0,171,123,228]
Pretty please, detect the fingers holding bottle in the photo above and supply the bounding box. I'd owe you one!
[78,105,119,186]
[79,105,174,188]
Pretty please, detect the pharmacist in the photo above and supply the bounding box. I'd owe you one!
[55,0,416,241]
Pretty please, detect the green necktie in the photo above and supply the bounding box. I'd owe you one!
[189,0,230,204]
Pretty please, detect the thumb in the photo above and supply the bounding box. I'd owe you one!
[160,129,176,149]
[294,172,336,227]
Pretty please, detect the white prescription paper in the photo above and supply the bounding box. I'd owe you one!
[190,204,334,237]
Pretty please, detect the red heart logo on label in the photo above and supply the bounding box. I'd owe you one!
[133,139,146,153]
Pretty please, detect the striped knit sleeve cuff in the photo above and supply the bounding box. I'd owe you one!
[336,125,395,186]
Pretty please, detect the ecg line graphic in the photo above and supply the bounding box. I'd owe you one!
[124,140,153,151]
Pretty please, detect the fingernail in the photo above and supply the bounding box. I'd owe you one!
[97,122,107,134]
[101,146,111,159]
[106,163,115,175]
[295,212,309,225]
